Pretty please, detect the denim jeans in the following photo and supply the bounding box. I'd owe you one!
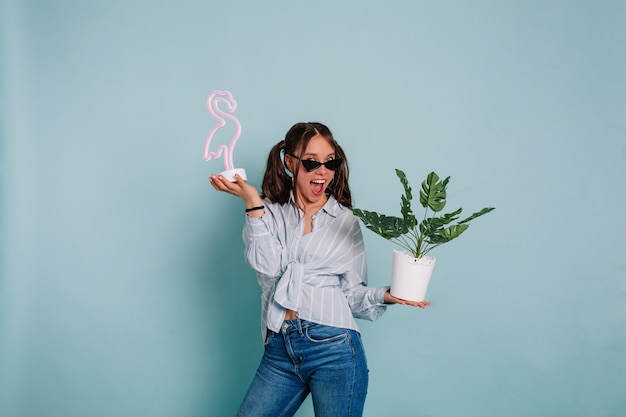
[236,319,369,417]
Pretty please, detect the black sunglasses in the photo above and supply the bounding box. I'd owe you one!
[289,155,344,172]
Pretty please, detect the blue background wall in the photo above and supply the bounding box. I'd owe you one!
[1,1,625,416]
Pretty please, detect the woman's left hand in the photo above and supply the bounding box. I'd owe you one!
[384,290,430,309]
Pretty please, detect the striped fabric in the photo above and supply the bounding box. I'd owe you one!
[243,194,389,341]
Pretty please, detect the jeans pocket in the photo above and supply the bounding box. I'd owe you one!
[304,324,348,343]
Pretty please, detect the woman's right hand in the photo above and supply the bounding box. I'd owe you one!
[209,173,263,208]
[384,290,431,309]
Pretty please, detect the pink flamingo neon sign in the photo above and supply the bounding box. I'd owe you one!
[203,90,246,181]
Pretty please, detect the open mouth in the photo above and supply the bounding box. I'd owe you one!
[310,179,326,196]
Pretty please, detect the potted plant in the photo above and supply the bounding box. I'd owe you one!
[351,169,495,301]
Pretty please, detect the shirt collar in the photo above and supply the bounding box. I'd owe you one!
[288,192,342,218]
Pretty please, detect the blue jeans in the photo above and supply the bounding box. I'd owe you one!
[236,319,369,417]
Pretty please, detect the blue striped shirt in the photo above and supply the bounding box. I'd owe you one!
[243,194,389,341]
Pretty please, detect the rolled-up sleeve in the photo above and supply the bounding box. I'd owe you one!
[340,218,389,321]
[242,213,283,278]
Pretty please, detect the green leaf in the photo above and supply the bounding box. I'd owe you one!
[351,208,408,239]
[428,224,469,244]
[396,169,417,229]
[431,208,463,227]
[395,169,412,201]
[458,207,495,224]
[419,172,449,212]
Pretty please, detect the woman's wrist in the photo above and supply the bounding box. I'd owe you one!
[383,289,395,304]
[245,200,265,217]
[245,206,265,217]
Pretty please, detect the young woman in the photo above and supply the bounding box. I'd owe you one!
[209,122,429,417]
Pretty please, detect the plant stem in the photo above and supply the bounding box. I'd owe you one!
[416,205,431,257]
[391,238,413,254]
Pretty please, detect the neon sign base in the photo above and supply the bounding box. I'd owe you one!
[219,168,247,182]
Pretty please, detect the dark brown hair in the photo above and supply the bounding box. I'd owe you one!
[261,122,352,208]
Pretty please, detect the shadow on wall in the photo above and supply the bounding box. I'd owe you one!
[187,197,263,415]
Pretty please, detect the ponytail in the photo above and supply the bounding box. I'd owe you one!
[261,140,292,204]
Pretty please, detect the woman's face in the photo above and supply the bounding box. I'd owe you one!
[288,134,337,210]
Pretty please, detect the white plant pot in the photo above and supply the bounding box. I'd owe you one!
[219,168,247,182]
[390,250,436,302]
